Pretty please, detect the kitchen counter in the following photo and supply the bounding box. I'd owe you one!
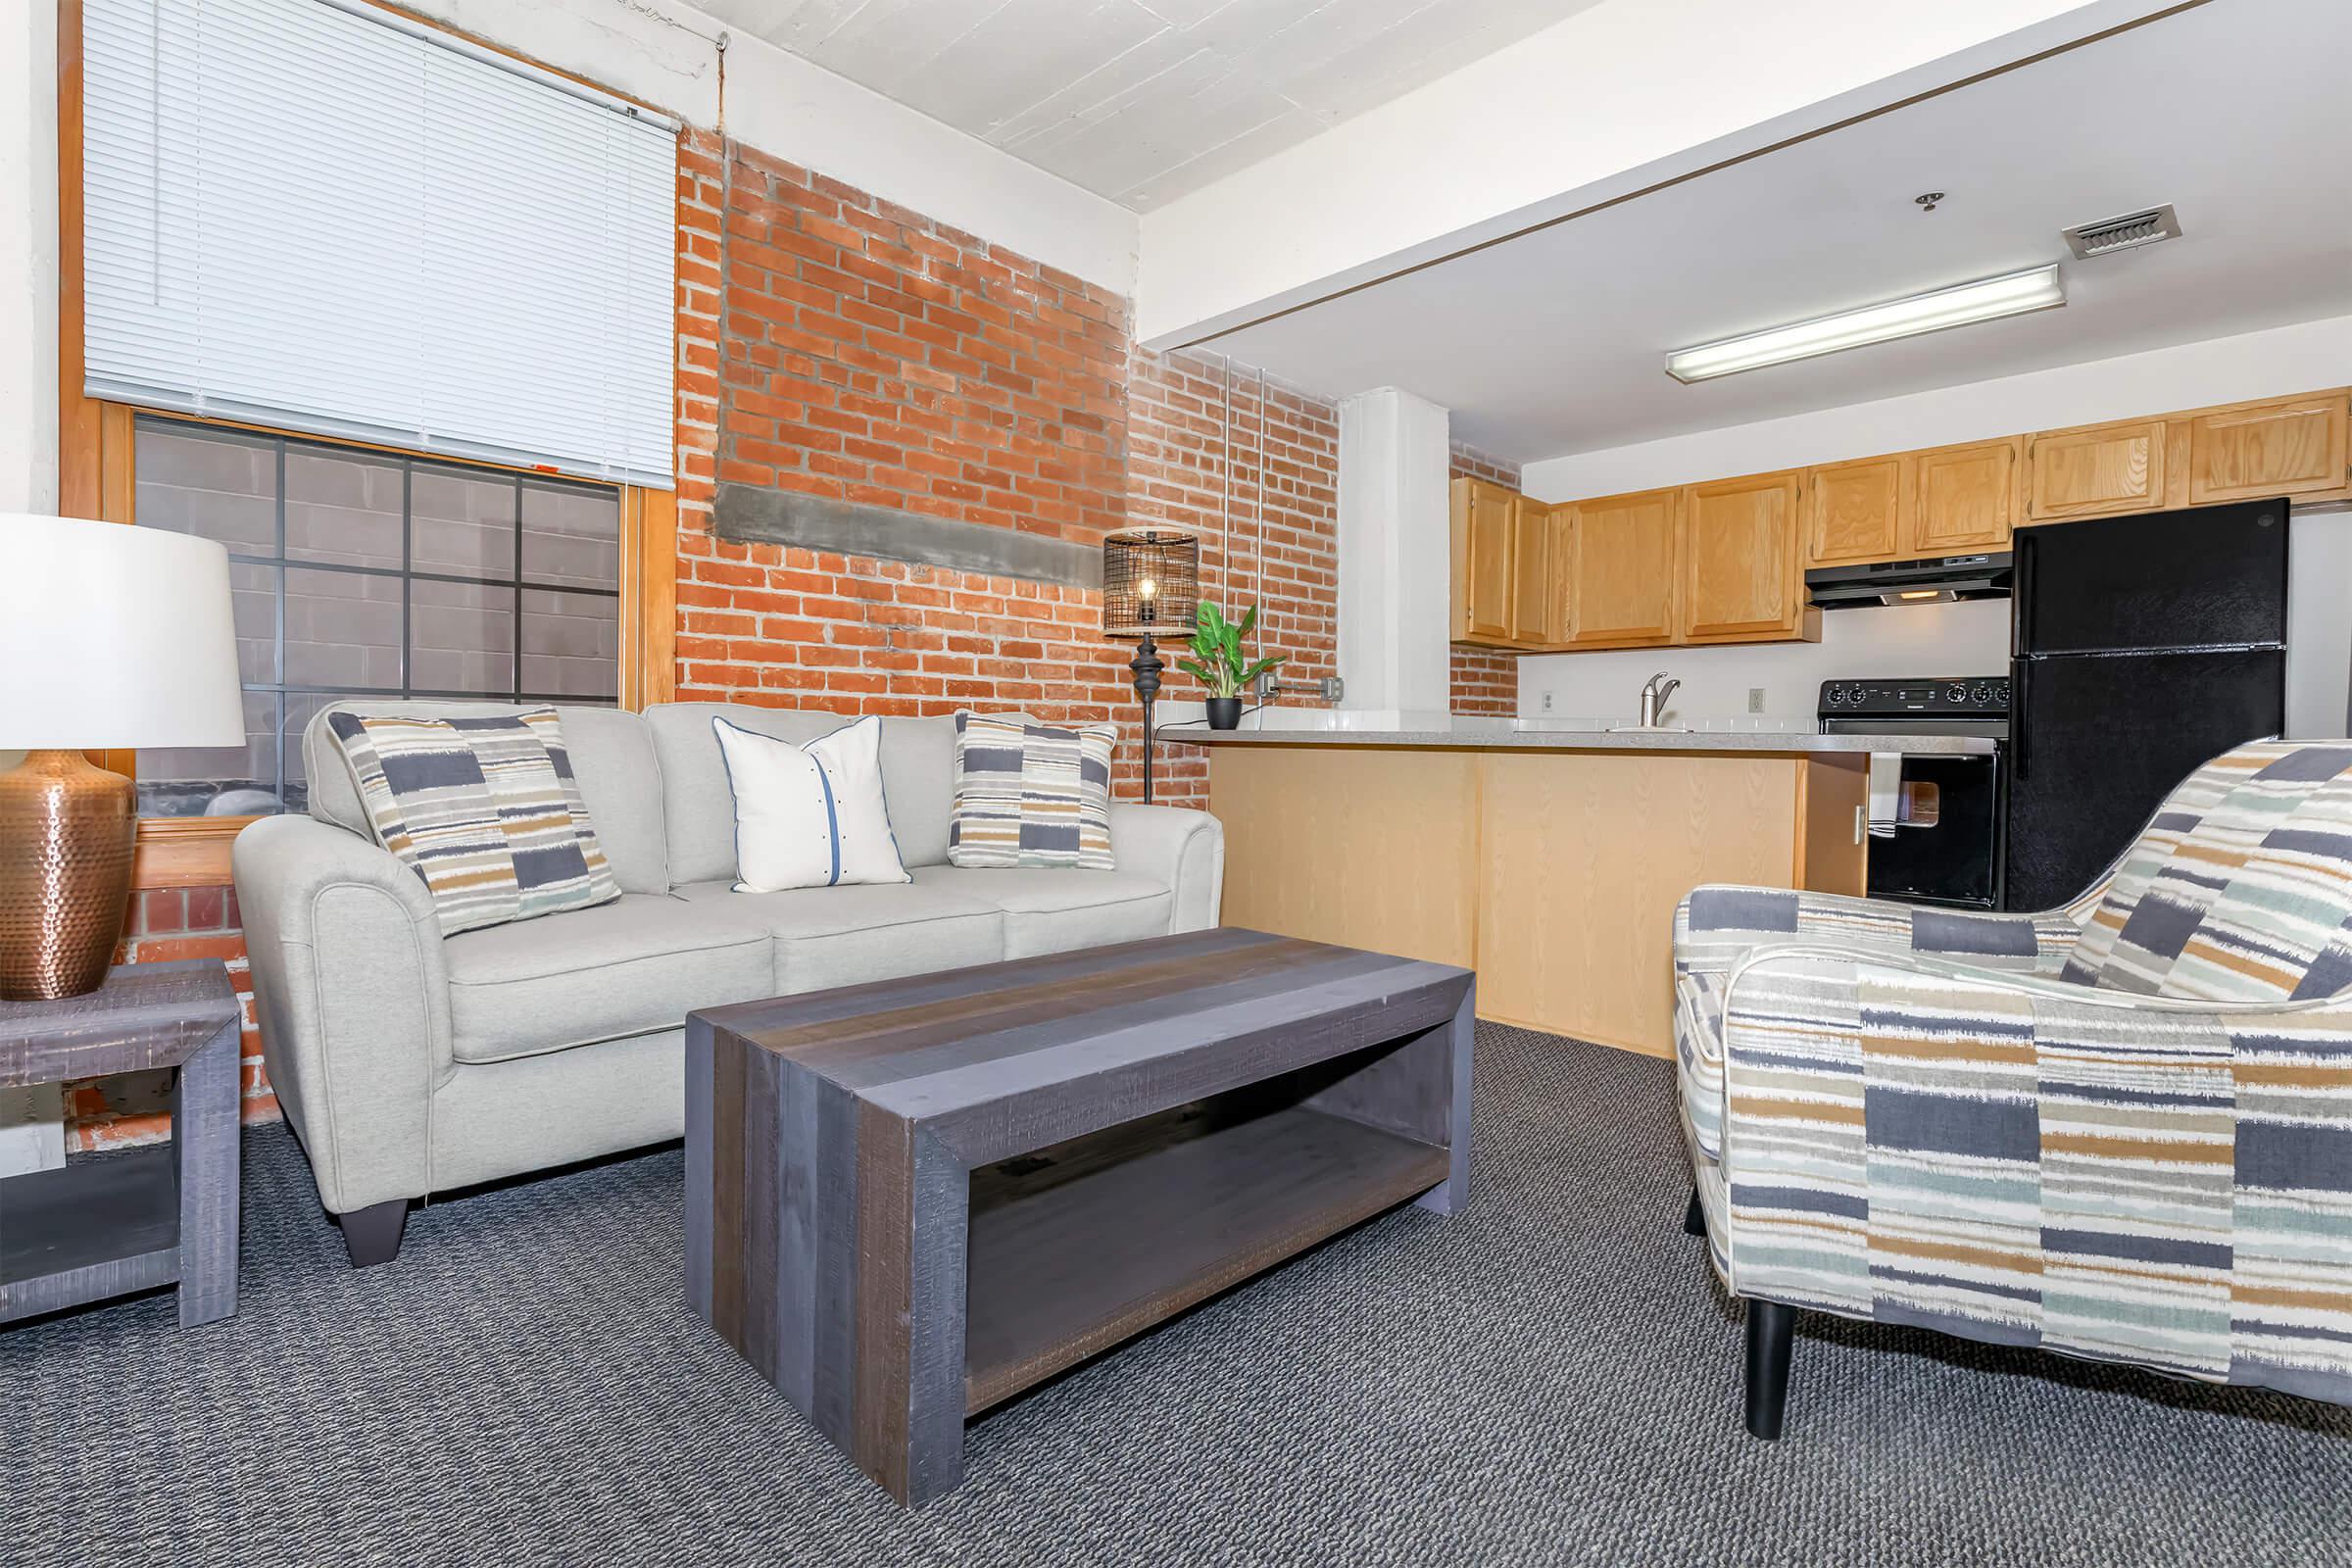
[1177,723,1896,1057]
[1163,723,1991,755]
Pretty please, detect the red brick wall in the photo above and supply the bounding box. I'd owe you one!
[674,134,1340,811]
[1447,442,1523,716]
[66,888,271,1151]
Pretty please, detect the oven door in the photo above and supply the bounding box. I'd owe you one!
[1866,751,2003,908]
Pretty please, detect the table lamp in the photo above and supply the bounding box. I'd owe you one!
[0,514,245,1000]
[1100,528,1199,804]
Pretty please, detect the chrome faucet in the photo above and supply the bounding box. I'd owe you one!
[1639,671,1681,728]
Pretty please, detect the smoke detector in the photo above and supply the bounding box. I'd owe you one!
[2062,204,2181,259]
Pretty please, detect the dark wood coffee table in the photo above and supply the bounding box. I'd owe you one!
[685,927,1475,1505]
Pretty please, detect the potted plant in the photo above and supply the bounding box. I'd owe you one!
[1179,601,1284,730]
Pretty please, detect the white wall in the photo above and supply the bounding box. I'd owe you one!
[334,0,1141,293]
[1524,601,2010,727]
[1519,313,2352,733]
[1134,0,2159,346]
[1,0,58,514]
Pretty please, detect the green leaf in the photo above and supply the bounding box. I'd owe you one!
[1237,604,1258,640]
[1238,655,1284,687]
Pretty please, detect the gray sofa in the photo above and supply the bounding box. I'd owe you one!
[232,700,1225,1266]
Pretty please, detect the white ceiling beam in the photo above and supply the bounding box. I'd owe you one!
[1133,0,2192,348]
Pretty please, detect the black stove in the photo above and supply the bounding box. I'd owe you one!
[1819,675,2009,727]
[1817,675,2009,910]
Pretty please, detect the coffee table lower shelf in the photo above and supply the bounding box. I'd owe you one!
[963,1103,1450,1414]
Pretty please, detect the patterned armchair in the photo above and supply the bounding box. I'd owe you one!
[1673,740,2352,1439]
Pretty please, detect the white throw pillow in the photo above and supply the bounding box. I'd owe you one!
[712,715,910,892]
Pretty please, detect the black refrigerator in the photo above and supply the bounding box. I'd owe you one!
[2003,498,2288,912]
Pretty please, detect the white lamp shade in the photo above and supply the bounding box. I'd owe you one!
[0,514,247,750]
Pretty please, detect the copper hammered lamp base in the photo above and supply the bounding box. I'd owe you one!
[0,750,137,1001]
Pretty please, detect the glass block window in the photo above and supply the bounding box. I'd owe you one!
[132,416,620,817]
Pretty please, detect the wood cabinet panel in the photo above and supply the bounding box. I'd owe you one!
[1547,505,1575,644]
[2027,420,2167,520]
[1805,455,1903,566]
[1507,497,1555,645]
[2187,395,2349,504]
[1449,477,1514,643]
[1566,488,1678,646]
[1911,437,2021,554]
[1682,470,1802,640]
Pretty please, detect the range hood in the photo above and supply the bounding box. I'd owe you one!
[1805,552,2011,610]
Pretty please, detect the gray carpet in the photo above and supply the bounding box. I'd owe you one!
[6,1025,2349,1567]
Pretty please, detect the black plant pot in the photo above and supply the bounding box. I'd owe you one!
[1206,697,1244,730]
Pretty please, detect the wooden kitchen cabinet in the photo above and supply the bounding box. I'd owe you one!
[1911,436,2023,554]
[1449,476,1516,644]
[2187,393,2349,505]
[1507,496,1558,645]
[2027,418,2168,521]
[1566,487,1679,647]
[1681,470,1806,642]
[1805,455,1903,566]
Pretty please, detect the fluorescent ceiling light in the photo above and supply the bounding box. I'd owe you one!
[1665,265,2065,383]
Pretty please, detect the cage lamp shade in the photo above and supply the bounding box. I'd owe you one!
[1101,528,1199,640]
[0,514,247,750]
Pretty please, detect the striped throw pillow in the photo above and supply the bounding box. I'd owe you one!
[948,712,1116,870]
[325,709,621,935]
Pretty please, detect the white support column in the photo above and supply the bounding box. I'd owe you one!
[1337,387,1453,721]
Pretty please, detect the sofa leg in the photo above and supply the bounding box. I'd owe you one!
[1683,1186,1707,1239]
[337,1200,411,1269]
[1744,1298,1797,1441]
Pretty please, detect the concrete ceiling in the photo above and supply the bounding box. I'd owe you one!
[1200,0,2352,463]
[693,0,1602,210]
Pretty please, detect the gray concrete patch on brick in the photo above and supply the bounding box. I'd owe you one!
[713,485,1102,590]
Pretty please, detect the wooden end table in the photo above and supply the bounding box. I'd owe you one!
[0,960,244,1328]
[686,928,1475,1505]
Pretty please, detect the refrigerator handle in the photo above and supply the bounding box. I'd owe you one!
[2010,530,2034,659]
[2012,660,2031,780]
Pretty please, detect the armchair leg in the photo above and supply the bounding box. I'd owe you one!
[1744,1298,1797,1440]
[1683,1186,1707,1239]
[337,1199,411,1269]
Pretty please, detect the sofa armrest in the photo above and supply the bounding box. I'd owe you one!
[1109,803,1225,933]
[232,813,452,1214]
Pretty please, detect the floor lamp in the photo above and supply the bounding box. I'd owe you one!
[1100,528,1199,805]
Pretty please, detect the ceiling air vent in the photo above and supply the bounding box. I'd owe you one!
[2062,203,2181,259]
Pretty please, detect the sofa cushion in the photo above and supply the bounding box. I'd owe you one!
[646,704,841,887]
[948,711,1117,870]
[306,700,669,896]
[444,893,774,1063]
[909,864,1171,957]
[878,714,956,869]
[670,879,1004,993]
[325,709,621,936]
[713,714,910,891]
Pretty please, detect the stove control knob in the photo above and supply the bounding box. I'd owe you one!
[1945,682,1967,705]
[1993,680,2009,704]
[1971,684,1993,705]
[1827,687,1846,705]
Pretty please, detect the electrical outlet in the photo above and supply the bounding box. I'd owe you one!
[1748,688,1766,714]
[1541,691,1553,711]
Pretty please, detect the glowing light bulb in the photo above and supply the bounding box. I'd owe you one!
[1137,576,1156,599]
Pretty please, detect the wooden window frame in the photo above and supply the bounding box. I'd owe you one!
[55,0,677,891]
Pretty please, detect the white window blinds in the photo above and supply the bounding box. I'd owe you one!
[83,0,678,488]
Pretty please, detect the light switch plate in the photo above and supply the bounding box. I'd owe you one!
[1748,688,1766,713]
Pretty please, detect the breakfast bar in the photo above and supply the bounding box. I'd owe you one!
[1167,723,1994,1056]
